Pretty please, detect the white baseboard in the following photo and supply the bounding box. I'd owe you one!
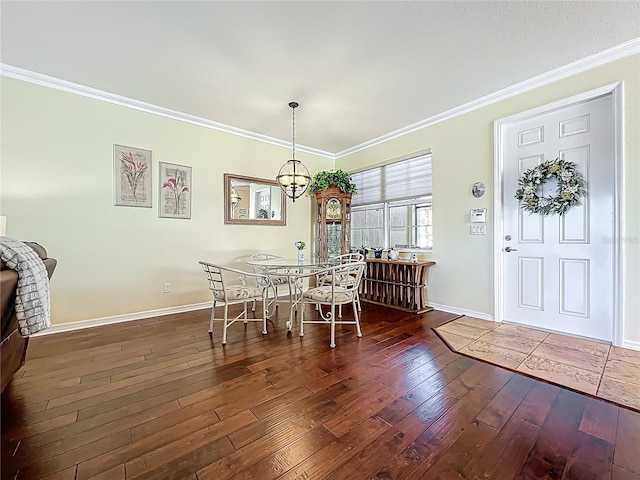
[35,302,212,336]
[36,292,296,337]
[623,339,640,352]
[36,300,640,351]
[428,303,494,322]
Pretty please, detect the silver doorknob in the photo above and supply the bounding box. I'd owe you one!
[505,246,518,253]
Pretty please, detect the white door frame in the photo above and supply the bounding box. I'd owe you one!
[493,82,624,346]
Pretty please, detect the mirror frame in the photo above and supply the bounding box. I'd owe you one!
[224,173,287,226]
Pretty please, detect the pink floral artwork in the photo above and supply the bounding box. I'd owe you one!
[159,162,192,219]
[114,145,152,207]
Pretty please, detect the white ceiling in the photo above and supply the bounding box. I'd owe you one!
[1,1,639,156]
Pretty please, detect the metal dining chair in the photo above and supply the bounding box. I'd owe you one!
[317,252,365,315]
[199,261,272,345]
[297,261,366,348]
[248,253,291,309]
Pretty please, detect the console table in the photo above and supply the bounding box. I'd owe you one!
[360,258,435,314]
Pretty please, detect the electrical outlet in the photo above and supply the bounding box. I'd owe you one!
[163,283,171,293]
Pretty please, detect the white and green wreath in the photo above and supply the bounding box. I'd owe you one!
[515,158,586,216]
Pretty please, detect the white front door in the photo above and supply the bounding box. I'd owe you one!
[500,93,615,342]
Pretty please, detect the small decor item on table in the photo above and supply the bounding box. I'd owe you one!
[514,158,586,216]
[295,240,306,264]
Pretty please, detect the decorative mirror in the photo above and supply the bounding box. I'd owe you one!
[224,173,287,225]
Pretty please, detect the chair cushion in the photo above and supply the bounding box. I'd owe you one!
[321,274,334,284]
[257,275,289,286]
[320,273,356,285]
[303,286,352,303]
[214,285,263,301]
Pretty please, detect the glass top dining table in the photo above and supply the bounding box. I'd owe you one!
[245,257,329,269]
[245,257,329,331]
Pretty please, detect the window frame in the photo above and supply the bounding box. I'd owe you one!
[351,195,433,252]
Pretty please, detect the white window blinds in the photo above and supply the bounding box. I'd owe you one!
[350,153,432,206]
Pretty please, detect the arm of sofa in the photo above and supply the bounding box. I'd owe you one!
[23,242,57,280]
[1,241,57,338]
[1,269,19,339]
[0,239,57,393]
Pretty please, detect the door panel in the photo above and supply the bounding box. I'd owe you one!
[559,145,590,243]
[502,94,614,342]
[518,257,543,310]
[559,258,589,317]
[518,155,545,244]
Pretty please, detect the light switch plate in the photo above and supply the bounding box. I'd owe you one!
[470,225,486,235]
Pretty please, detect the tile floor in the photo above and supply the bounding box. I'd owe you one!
[434,316,640,412]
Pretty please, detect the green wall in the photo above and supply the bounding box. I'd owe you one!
[0,77,332,324]
[336,54,640,345]
[2,53,638,346]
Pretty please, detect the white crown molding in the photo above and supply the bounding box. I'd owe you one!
[0,64,335,160]
[2,37,638,161]
[336,37,640,158]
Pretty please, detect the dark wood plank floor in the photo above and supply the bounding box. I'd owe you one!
[2,303,639,480]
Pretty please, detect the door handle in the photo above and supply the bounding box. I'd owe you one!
[504,247,518,253]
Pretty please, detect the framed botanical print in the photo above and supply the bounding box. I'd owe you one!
[113,145,152,207]
[159,162,192,219]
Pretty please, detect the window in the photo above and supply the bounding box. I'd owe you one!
[389,200,432,249]
[350,152,432,250]
[351,205,383,248]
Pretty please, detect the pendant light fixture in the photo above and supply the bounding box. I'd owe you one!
[276,101,311,202]
[229,186,241,216]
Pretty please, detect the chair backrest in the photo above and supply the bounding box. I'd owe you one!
[337,253,365,264]
[322,261,365,291]
[248,253,283,286]
[200,260,271,300]
[200,261,226,299]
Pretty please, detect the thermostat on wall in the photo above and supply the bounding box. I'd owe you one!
[470,208,487,223]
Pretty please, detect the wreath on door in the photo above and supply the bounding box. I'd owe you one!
[514,158,586,216]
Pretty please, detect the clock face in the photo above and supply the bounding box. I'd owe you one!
[326,198,342,219]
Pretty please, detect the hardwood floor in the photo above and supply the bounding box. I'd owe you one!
[2,304,639,480]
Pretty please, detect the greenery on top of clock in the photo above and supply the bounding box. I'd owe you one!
[309,170,357,195]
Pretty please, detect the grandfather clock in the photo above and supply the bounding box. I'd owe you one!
[315,185,351,263]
